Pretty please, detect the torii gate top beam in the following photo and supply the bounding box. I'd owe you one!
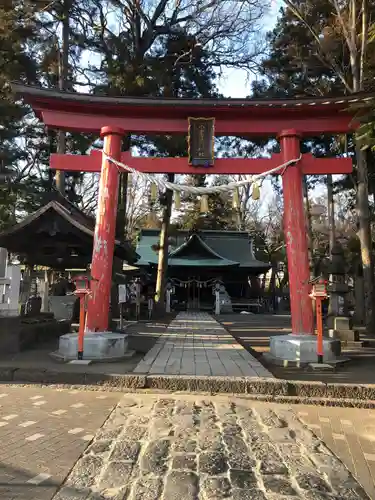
[12,84,374,136]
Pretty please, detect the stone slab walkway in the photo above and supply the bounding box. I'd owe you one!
[0,385,121,500]
[133,312,273,378]
[53,394,370,500]
[297,404,375,499]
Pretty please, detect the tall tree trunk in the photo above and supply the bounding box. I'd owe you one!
[155,174,174,310]
[269,262,278,312]
[261,273,266,292]
[280,268,289,293]
[352,0,375,330]
[55,0,70,194]
[236,208,242,231]
[356,146,375,331]
[327,174,336,254]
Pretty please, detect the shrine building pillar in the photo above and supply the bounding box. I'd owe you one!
[279,129,314,335]
[86,126,124,332]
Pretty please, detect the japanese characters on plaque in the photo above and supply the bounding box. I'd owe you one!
[188,117,215,167]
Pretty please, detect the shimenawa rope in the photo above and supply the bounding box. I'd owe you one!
[97,150,302,196]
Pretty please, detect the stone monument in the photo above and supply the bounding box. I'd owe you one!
[0,249,21,317]
[327,242,359,345]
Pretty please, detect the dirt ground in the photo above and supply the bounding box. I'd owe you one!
[0,318,174,375]
[218,313,375,384]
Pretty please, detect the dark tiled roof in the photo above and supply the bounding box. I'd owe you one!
[0,193,138,264]
[136,229,270,270]
[12,83,375,109]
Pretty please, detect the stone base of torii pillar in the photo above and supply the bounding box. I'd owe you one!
[52,332,132,363]
[265,334,341,367]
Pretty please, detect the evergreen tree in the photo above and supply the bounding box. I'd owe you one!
[255,0,375,329]
[0,1,40,228]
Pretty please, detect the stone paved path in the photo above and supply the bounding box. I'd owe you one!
[0,386,121,500]
[296,405,375,499]
[54,394,370,500]
[133,312,273,377]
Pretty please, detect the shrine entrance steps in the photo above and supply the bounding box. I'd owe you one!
[133,312,274,377]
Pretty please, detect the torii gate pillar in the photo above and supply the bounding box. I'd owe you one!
[86,126,123,332]
[267,129,341,365]
[279,130,313,335]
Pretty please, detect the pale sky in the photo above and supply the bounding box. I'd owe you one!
[216,0,282,98]
[212,1,294,208]
[214,0,326,205]
[80,0,326,208]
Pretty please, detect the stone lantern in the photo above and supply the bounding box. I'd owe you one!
[327,242,358,344]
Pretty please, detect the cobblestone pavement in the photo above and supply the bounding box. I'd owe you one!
[0,385,121,500]
[133,312,273,377]
[54,394,370,500]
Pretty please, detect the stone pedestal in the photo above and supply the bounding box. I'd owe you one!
[327,282,350,328]
[326,242,352,333]
[214,284,233,314]
[51,332,130,361]
[0,265,21,317]
[265,334,341,366]
[328,316,359,344]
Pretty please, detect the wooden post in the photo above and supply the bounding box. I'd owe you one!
[148,297,153,319]
[316,296,324,363]
[214,282,221,315]
[41,269,49,312]
[118,284,127,330]
[78,293,86,359]
[135,280,141,320]
[86,126,123,332]
[327,174,336,254]
[119,303,124,330]
[310,280,328,364]
[166,284,172,313]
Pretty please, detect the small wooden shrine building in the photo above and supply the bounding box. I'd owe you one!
[0,194,137,269]
[136,229,270,310]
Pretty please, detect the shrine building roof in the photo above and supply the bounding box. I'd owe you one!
[0,194,138,269]
[12,84,375,136]
[136,229,270,272]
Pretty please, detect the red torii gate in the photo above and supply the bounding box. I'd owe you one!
[14,85,364,342]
